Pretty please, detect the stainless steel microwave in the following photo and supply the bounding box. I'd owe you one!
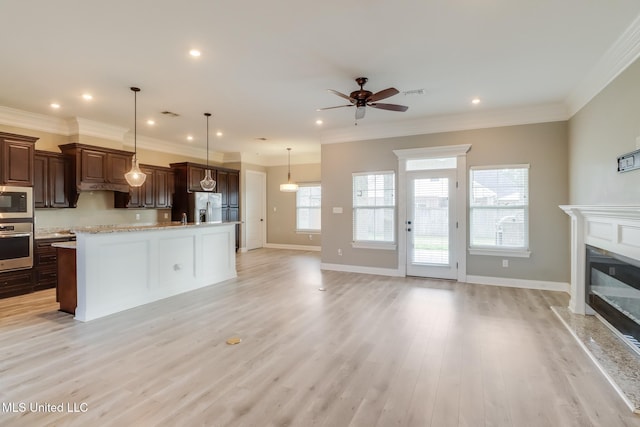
[0,186,33,219]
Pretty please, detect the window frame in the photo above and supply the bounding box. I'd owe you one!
[468,164,531,258]
[352,170,397,250]
[295,182,321,233]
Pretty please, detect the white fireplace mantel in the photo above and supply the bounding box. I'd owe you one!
[559,205,640,314]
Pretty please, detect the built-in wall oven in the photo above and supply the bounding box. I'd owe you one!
[0,222,33,271]
[0,186,33,272]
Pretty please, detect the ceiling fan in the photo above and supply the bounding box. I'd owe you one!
[318,77,409,120]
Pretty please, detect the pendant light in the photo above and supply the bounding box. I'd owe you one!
[200,112,216,191]
[280,147,298,192]
[124,87,147,187]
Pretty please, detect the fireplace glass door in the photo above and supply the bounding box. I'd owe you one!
[586,245,640,351]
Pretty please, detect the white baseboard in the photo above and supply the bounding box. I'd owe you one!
[264,243,321,252]
[465,275,570,293]
[320,262,404,277]
[239,247,248,253]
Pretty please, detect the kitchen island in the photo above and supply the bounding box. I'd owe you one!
[67,222,237,322]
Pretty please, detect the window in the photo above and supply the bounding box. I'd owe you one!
[352,171,395,247]
[469,165,530,256]
[296,183,321,232]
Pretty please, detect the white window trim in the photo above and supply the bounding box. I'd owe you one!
[468,248,531,258]
[352,241,397,250]
[295,182,321,233]
[352,170,396,246]
[468,164,530,257]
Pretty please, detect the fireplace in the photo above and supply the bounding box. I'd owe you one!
[586,245,640,352]
[559,205,640,413]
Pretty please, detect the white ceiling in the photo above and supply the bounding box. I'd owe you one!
[1,0,640,166]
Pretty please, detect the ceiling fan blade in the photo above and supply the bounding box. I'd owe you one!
[328,89,354,102]
[368,102,408,112]
[355,106,366,120]
[368,87,399,102]
[316,104,353,111]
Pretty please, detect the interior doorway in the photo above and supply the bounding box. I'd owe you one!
[245,170,266,250]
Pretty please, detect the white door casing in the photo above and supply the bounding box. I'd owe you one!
[394,144,470,282]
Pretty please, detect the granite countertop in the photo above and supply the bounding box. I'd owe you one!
[51,241,76,249]
[34,228,75,240]
[71,221,240,234]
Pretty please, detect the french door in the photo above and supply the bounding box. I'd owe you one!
[406,169,457,279]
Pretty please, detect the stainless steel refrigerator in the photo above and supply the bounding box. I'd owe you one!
[188,192,222,223]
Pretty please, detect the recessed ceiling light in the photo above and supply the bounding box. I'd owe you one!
[187,135,194,141]
[147,119,155,125]
[82,93,93,101]
[216,131,223,137]
[50,103,60,109]
[316,119,323,125]
[189,49,201,57]
[471,98,481,105]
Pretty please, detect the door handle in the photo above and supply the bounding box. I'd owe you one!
[407,228,412,232]
[407,220,412,225]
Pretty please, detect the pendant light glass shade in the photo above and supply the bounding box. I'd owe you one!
[200,169,216,191]
[125,87,147,187]
[200,112,216,191]
[125,157,146,187]
[280,147,298,192]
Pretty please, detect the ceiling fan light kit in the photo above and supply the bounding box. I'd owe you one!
[319,77,409,120]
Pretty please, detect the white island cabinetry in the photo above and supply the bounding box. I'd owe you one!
[73,222,237,322]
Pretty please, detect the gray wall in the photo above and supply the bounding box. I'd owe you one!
[321,121,570,282]
[569,56,640,204]
[267,163,322,247]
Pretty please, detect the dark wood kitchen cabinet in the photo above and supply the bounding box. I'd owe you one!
[78,148,130,186]
[0,269,33,299]
[114,165,173,209]
[0,132,38,187]
[34,150,69,208]
[170,162,240,250]
[59,143,134,207]
[33,236,74,292]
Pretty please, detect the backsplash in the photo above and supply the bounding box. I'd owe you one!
[35,191,170,228]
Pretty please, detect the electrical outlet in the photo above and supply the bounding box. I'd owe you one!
[502,259,509,268]
[163,212,169,219]
[338,248,342,256]
[308,234,313,240]
[135,213,141,220]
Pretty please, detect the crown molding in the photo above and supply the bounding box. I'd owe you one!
[68,117,128,142]
[0,106,69,135]
[320,103,568,144]
[566,13,640,116]
[124,133,226,164]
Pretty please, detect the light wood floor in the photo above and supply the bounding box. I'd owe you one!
[1,248,640,427]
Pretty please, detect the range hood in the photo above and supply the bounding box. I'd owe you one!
[59,143,134,207]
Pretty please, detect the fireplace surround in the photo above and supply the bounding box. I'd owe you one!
[560,205,640,412]
[560,205,640,316]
